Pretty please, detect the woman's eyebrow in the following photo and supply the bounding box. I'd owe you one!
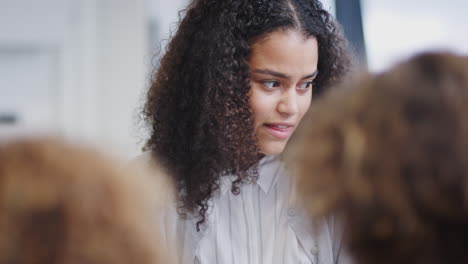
[302,70,319,80]
[253,69,319,80]
[253,69,290,79]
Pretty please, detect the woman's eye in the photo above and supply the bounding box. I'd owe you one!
[262,81,280,89]
[298,81,313,90]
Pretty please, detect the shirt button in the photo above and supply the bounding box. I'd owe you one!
[310,247,318,255]
[288,208,297,216]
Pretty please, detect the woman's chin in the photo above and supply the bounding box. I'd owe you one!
[258,142,286,156]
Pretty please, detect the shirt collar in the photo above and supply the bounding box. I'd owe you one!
[220,155,281,196]
[256,155,280,194]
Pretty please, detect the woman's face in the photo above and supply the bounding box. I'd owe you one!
[249,29,318,155]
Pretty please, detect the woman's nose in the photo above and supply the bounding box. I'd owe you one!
[277,88,298,116]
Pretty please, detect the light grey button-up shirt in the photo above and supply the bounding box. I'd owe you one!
[158,155,351,264]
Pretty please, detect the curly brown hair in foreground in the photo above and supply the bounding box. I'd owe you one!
[289,52,468,264]
[0,138,171,264]
[142,0,351,229]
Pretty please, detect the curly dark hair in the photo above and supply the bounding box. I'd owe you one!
[143,0,351,229]
[290,52,468,264]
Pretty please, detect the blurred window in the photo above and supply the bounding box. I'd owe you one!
[362,0,468,72]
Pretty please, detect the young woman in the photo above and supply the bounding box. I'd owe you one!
[142,0,351,263]
[290,52,468,264]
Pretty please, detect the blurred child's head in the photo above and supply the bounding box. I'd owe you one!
[0,137,172,264]
[290,52,468,264]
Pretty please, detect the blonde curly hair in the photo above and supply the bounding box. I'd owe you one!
[0,137,172,264]
[289,52,468,264]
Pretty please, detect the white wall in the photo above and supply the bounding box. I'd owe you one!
[93,0,148,157]
[0,0,148,158]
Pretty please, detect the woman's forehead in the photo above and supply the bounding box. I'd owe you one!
[249,30,318,78]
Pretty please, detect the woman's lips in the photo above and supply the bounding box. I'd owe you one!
[264,123,294,139]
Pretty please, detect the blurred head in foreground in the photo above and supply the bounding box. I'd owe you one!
[290,52,468,264]
[0,138,172,264]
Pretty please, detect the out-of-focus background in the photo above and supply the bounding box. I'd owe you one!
[1,0,467,158]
